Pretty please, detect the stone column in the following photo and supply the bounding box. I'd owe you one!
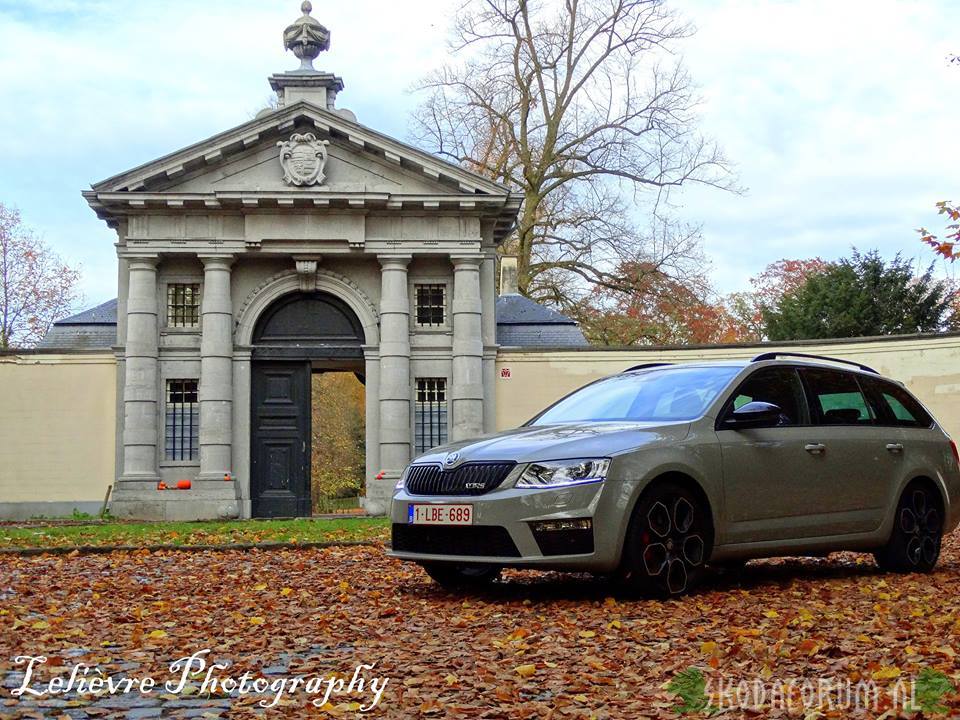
[451,255,485,440]
[480,252,498,434]
[121,256,160,482]
[377,255,412,479]
[198,255,235,481]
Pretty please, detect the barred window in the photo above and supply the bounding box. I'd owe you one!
[165,379,199,461]
[415,378,448,454]
[167,283,200,327]
[415,284,446,327]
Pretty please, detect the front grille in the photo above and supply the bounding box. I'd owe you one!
[405,462,516,496]
[391,524,521,557]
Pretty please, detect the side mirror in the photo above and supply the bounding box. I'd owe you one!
[724,401,783,429]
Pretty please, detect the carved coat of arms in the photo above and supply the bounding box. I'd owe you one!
[277,132,330,186]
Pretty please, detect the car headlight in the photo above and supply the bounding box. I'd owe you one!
[394,467,410,492]
[515,458,610,489]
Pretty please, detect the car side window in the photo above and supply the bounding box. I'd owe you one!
[862,377,933,428]
[801,368,877,425]
[723,367,807,426]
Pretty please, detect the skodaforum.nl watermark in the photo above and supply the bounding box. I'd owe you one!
[667,667,957,715]
[11,650,389,711]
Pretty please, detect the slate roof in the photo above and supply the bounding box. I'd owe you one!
[37,299,118,350]
[495,294,589,347]
[37,294,589,350]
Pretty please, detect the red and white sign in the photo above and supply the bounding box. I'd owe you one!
[499,367,512,379]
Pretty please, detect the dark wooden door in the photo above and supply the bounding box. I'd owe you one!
[251,362,311,518]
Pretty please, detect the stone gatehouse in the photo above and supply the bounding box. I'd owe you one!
[82,4,524,519]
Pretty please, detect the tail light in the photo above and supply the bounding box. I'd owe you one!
[950,439,959,466]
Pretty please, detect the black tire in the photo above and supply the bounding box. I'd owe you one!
[710,558,748,575]
[619,481,713,597]
[875,482,943,573]
[420,562,502,590]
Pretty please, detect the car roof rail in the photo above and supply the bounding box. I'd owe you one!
[622,362,673,373]
[751,352,878,374]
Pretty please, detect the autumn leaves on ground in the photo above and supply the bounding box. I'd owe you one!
[3,533,960,718]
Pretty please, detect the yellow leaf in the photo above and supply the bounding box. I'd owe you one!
[514,664,536,678]
[939,646,956,658]
[544,661,558,668]
[148,629,167,639]
[603,597,617,608]
[444,674,458,686]
[249,616,265,626]
[280,587,293,597]
[607,620,622,630]
[573,694,588,702]
[31,621,50,630]
[798,608,814,621]
[761,665,773,680]
[253,583,268,591]
[700,641,718,656]
[763,610,779,618]
[856,634,872,644]
[578,630,596,639]
[872,666,901,680]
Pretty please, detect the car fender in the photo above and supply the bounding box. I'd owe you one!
[608,446,722,566]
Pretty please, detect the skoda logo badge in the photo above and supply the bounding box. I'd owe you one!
[444,452,460,467]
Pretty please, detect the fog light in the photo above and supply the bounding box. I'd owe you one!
[531,518,592,533]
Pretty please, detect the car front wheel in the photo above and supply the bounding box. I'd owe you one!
[875,483,943,573]
[620,481,713,597]
[420,562,502,590]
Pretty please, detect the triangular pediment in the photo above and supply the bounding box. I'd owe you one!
[90,101,510,198]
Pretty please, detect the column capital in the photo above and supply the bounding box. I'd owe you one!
[125,255,160,269]
[451,254,484,268]
[199,254,236,269]
[377,254,412,269]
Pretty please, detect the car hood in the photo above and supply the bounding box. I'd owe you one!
[412,421,692,465]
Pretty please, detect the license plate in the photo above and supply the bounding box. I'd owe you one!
[408,503,473,526]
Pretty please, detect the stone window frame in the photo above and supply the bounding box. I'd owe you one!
[161,275,204,332]
[412,375,451,455]
[409,278,451,333]
[162,377,200,465]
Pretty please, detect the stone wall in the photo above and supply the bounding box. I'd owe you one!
[0,351,116,519]
[494,334,960,440]
[4,333,960,519]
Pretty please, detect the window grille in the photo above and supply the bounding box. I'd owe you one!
[165,379,199,461]
[415,378,448,454]
[167,283,200,327]
[415,284,446,327]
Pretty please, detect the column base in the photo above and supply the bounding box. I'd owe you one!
[109,481,240,521]
[362,472,397,516]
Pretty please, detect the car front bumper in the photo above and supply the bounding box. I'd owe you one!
[387,478,635,573]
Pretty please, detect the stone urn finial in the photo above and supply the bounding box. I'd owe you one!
[282,0,330,72]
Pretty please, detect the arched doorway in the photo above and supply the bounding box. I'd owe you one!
[250,291,365,517]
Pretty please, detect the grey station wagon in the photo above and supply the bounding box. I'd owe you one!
[388,353,960,596]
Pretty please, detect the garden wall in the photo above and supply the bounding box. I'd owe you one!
[494,333,960,440]
[0,351,116,519]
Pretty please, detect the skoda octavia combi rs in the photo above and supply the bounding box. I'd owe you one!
[388,353,960,596]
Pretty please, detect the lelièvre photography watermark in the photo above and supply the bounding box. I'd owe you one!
[11,650,389,711]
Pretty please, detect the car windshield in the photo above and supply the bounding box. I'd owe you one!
[530,365,741,424]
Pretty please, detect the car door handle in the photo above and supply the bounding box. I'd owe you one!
[804,443,826,454]
[885,443,904,453]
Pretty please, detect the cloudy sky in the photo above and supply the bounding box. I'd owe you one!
[0,0,956,310]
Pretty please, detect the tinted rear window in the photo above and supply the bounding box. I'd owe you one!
[862,377,933,428]
[801,368,877,425]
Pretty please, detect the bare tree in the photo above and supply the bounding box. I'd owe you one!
[411,0,734,307]
[0,203,82,349]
